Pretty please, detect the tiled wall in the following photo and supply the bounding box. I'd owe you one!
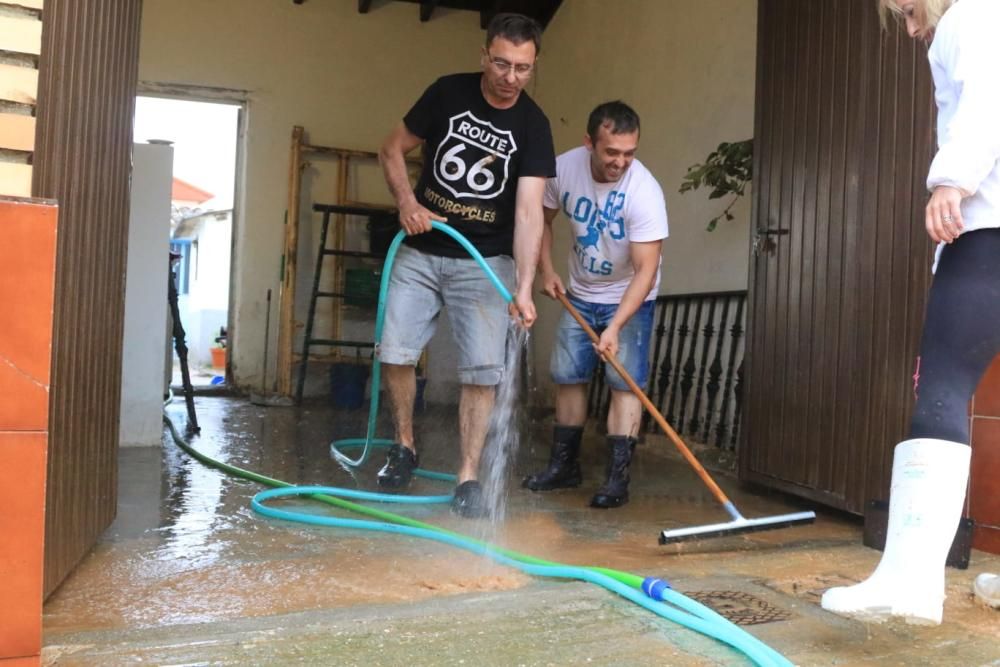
[0,197,57,666]
[970,355,1000,555]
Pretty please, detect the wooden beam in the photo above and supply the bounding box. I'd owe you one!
[358,0,372,13]
[330,157,349,354]
[536,0,563,29]
[276,126,305,396]
[0,63,38,105]
[0,162,32,197]
[276,130,414,391]
[479,0,502,30]
[420,0,438,22]
[300,142,422,167]
[0,113,35,152]
[0,16,42,55]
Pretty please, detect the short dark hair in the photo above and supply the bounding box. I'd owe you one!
[486,13,542,56]
[587,101,641,140]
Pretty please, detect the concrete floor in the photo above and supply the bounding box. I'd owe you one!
[41,397,1000,666]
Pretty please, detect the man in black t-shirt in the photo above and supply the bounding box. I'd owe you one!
[377,13,556,517]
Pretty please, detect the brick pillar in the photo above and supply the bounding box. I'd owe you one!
[970,355,1000,554]
[0,197,57,666]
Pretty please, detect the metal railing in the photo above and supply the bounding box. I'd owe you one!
[587,290,747,450]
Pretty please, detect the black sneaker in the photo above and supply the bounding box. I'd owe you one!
[376,444,418,490]
[451,480,487,518]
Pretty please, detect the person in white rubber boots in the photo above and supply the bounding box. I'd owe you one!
[822,0,1000,625]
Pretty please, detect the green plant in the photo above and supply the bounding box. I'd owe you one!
[679,139,753,231]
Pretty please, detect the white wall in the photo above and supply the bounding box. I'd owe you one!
[190,212,232,312]
[184,212,232,368]
[120,142,173,447]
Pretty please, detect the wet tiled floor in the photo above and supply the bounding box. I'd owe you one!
[41,397,1000,665]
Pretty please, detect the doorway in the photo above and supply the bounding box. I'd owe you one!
[133,94,242,386]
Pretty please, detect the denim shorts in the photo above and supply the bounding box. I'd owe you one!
[550,293,655,391]
[379,244,515,386]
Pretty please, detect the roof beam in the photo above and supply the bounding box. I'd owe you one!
[420,0,438,22]
[479,0,502,29]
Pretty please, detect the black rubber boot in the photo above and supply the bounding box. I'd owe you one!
[590,435,637,509]
[377,443,418,490]
[522,425,584,491]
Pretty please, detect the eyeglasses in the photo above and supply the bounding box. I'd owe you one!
[487,54,534,78]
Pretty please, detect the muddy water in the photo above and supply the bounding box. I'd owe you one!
[43,394,1000,666]
[44,395,549,633]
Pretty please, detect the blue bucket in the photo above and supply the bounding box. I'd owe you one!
[376,376,427,412]
[330,363,369,409]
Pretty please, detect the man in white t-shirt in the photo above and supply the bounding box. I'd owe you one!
[524,101,669,508]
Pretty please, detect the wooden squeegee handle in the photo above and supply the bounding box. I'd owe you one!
[554,291,734,508]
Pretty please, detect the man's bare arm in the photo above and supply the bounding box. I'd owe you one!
[511,176,547,327]
[378,122,440,234]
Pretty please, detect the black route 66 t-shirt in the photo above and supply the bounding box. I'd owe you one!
[402,72,556,258]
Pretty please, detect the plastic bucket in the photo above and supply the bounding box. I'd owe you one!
[330,363,370,409]
[376,376,427,412]
[210,346,226,370]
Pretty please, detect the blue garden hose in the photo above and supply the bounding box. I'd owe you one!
[251,485,792,666]
[329,223,512,485]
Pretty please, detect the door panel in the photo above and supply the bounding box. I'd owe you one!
[741,0,936,513]
[33,0,143,595]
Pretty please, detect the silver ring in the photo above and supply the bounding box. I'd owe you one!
[942,215,954,223]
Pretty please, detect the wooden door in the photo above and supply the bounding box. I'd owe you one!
[33,0,143,595]
[741,0,936,513]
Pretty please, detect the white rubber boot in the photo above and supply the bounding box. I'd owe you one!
[973,573,1000,609]
[821,438,970,625]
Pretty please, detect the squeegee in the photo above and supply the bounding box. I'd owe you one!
[555,292,815,544]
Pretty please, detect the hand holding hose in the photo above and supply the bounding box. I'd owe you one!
[510,287,537,328]
[398,200,445,235]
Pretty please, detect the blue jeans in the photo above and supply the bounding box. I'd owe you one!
[550,294,655,391]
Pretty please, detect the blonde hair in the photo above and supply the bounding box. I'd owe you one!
[877,0,956,37]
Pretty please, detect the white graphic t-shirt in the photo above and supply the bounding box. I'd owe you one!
[544,146,669,303]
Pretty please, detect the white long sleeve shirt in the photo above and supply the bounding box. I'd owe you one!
[926,0,1000,233]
